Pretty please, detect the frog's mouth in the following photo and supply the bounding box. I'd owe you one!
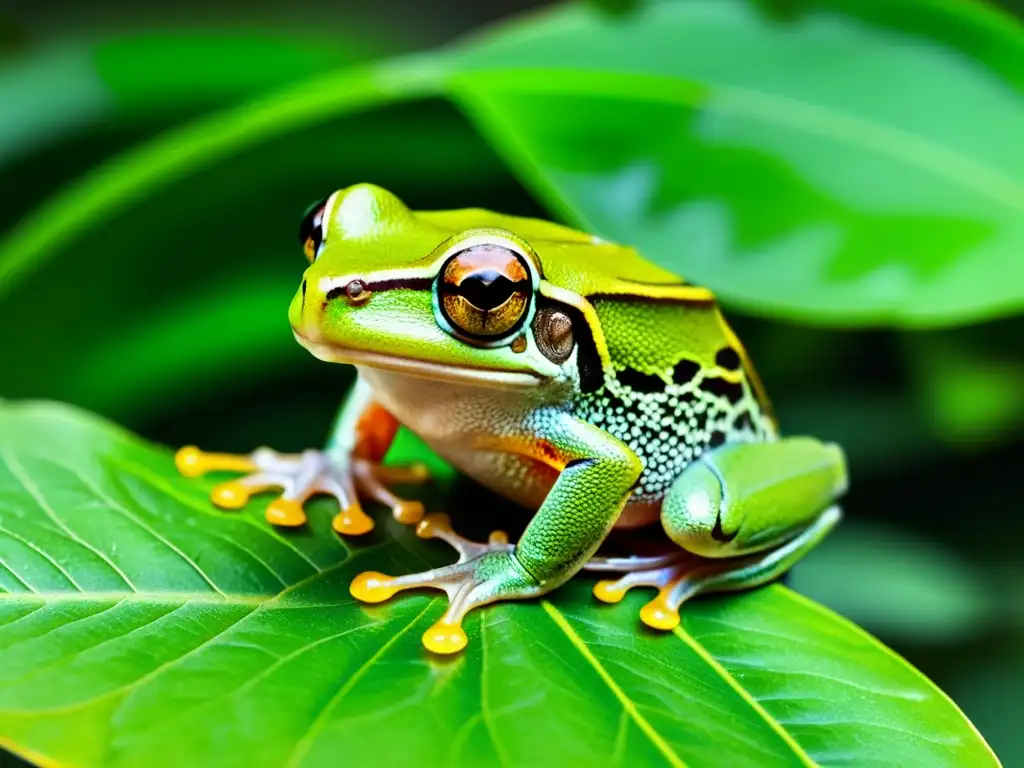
[293,330,542,390]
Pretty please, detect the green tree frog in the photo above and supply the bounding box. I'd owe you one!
[177,184,847,655]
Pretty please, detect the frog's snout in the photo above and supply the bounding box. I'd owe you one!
[290,275,325,338]
[290,272,374,339]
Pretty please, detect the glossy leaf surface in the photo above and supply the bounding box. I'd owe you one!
[0,402,998,767]
[448,0,1024,325]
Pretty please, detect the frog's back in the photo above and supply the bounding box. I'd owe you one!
[573,287,777,503]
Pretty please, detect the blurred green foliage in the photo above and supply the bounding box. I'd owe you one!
[1,0,1022,763]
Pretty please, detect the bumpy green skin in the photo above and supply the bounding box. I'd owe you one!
[299,184,846,623]
[514,413,641,586]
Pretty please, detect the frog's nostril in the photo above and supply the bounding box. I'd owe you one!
[326,279,372,305]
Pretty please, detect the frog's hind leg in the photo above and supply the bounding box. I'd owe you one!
[591,508,840,630]
[593,437,846,631]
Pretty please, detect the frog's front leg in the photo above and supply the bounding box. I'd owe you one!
[350,412,642,655]
[594,437,846,630]
[175,378,428,535]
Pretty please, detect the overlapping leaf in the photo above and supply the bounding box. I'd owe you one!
[448,0,1024,325]
[0,402,999,767]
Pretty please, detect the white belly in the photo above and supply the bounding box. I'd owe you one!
[357,367,556,508]
[357,366,663,526]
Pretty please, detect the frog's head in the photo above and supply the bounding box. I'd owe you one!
[290,183,635,392]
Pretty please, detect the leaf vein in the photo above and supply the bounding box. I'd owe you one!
[1,449,138,591]
[114,457,327,574]
[672,625,818,766]
[541,601,687,768]
[0,523,83,592]
[283,605,434,768]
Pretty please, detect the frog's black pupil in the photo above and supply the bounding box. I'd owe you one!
[458,270,522,310]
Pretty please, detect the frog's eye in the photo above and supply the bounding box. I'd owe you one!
[299,199,327,263]
[437,244,533,342]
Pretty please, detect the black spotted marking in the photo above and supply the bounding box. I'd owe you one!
[617,367,665,394]
[708,431,727,448]
[602,390,629,414]
[715,347,741,371]
[672,359,701,386]
[735,411,754,432]
[672,389,698,409]
[702,375,744,405]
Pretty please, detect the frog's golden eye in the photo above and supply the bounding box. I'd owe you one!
[437,245,533,341]
[299,198,327,263]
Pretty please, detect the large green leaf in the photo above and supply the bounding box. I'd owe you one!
[0,402,999,767]
[447,0,1024,326]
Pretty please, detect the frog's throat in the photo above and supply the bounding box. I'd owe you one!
[293,331,542,390]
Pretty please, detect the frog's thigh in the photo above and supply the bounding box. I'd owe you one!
[662,437,848,558]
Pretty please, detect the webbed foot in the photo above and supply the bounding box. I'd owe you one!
[591,506,842,631]
[590,553,701,631]
[350,513,532,655]
[175,446,428,535]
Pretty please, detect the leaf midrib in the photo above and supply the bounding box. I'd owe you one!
[541,599,820,768]
[540,601,688,768]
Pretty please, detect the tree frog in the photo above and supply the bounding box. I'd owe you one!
[177,184,847,655]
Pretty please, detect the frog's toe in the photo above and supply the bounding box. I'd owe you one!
[590,553,765,632]
[350,550,538,655]
[332,504,374,535]
[176,444,430,535]
[352,460,425,525]
[266,498,308,527]
[209,480,251,510]
[371,463,431,485]
[175,446,256,478]
[590,555,698,632]
[414,512,513,562]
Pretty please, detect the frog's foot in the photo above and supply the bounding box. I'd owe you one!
[589,552,703,631]
[590,510,838,631]
[175,446,428,535]
[413,512,515,562]
[350,515,533,655]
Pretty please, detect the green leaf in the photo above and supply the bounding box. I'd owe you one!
[446,0,1024,326]
[0,30,386,165]
[0,402,999,766]
[93,31,384,116]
